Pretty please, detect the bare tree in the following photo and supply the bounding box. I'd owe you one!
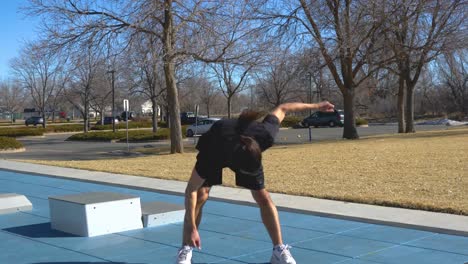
[0,79,26,123]
[255,49,304,107]
[261,0,390,139]
[210,61,254,118]
[89,67,112,125]
[126,35,165,133]
[438,50,467,117]
[65,43,105,132]
[11,41,65,128]
[25,0,264,153]
[197,78,219,118]
[178,75,219,117]
[384,0,465,132]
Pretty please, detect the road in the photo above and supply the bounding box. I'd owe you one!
[275,124,450,144]
[0,124,449,161]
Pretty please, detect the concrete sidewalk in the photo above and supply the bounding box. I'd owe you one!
[1,159,467,236]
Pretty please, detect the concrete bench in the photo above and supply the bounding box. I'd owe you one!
[0,193,32,215]
[49,192,143,237]
[141,201,185,228]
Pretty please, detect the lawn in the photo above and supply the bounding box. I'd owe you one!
[24,127,468,215]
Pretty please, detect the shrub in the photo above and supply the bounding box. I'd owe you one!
[356,118,369,126]
[0,136,24,150]
[91,120,154,131]
[281,116,303,128]
[68,127,185,142]
[0,127,44,137]
[45,124,85,133]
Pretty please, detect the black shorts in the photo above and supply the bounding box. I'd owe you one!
[195,150,265,190]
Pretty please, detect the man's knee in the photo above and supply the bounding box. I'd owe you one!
[251,189,273,207]
[197,187,211,204]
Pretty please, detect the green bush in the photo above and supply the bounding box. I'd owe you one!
[281,116,303,128]
[45,124,85,133]
[68,127,186,142]
[68,131,123,141]
[0,127,45,137]
[91,120,154,131]
[0,136,24,150]
[356,118,369,126]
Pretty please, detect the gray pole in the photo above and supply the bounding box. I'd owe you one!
[308,73,313,142]
[107,70,116,133]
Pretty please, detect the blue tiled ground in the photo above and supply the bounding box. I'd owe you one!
[0,169,467,264]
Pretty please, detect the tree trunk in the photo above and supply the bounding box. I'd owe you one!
[397,75,406,133]
[342,88,359,139]
[163,0,183,153]
[84,101,89,133]
[151,97,158,133]
[42,113,47,129]
[227,95,232,119]
[405,83,415,133]
[164,62,183,153]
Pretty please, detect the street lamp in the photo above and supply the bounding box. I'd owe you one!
[107,69,116,133]
[308,72,313,142]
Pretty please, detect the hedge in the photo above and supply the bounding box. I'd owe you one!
[356,118,369,126]
[45,124,85,133]
[0,136,24,150]
[68,127,187,142]
[90,120,158,131]
[281,116,303,128]
[0,127,44,137]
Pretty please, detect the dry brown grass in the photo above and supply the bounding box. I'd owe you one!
[24,127,468,215]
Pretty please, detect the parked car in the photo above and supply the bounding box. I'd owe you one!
[301,110,344,127]
[96,117,120,125]
[25,116,44,126]
[121,111,135,121]
[186,118,220,137]
[180,112,196,125]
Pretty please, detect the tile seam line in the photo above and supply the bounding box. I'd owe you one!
[346,233,441,261]
[205,211,374,237]
[0,228,114,262]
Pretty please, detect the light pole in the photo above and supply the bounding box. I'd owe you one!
[308,72,313,142]
[107,69,116,133]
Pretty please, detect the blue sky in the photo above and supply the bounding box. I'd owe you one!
[0,1,38,79]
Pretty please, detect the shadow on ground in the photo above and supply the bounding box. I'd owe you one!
[3,223,76,238]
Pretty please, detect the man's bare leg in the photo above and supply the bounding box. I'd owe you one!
[251,189,283,246]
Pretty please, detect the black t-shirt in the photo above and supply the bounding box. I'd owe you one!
[195,114,280,159]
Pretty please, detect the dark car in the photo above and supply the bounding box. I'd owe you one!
[25,116,44,126]
[302,110,344,127]
[121,111,135,121]
[180,112,196,125]
[96,116,120,125]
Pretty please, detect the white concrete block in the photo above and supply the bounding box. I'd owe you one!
[49,192,143,237]
[0,193,33,214]
[141,201,185,228]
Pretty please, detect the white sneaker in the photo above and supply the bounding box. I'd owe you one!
[175,245,193,264]
[270,244,296,264]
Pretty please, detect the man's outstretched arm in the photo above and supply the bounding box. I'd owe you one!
[270,101,335,123]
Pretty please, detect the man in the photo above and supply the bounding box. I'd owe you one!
[176,101,335,264]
